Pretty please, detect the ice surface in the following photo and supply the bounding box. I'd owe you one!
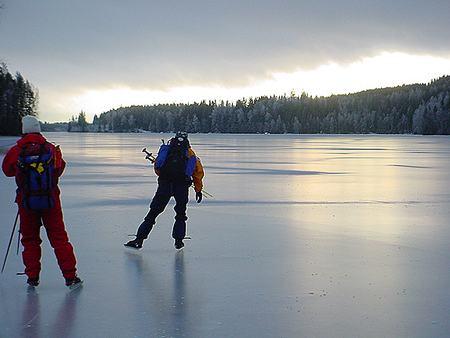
[1,133,449,337]
[0,137,18,154]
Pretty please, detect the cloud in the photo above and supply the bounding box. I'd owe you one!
[36,52,450,122]
[1,0,450,119]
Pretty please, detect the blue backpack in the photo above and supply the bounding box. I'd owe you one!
[155,140,196,179]
[17,143,55,210]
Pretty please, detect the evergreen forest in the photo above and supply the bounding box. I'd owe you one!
[94,76,450,135]
[0,63,38,135]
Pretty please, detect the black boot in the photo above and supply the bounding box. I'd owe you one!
[27,277,39,287]
[65,276,83,289]
[124,237,144,250]
[174,239,184,250]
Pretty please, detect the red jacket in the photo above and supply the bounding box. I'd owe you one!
[2,133,66,202]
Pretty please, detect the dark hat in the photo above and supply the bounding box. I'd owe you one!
[175,131,188,141]
[171,131,190,147]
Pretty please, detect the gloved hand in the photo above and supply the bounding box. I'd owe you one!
[196,191,203,203]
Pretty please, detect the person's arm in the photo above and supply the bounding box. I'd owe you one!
[2,146,19,177]
[189,148,204,193]
[53,145,66,177]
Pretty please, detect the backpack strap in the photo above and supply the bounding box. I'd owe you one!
[40,143,53,208]
[19,144,32,209]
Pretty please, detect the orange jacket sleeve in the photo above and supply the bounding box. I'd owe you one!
[188,148,204,192]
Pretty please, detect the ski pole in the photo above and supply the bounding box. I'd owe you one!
[142,148,156,163]
[202,189,214,198]
[16,229,21,256]
[1,210,19,274]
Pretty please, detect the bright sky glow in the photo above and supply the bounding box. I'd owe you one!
[3,0,450,122]
[45,52,450,122]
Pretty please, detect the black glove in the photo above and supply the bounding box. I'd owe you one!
[196,191,203,203]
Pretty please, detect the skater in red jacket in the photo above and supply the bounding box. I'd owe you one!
[2,115,82,288]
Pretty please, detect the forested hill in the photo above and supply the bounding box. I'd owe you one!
[96,76,450,135]
[0,63,38,135]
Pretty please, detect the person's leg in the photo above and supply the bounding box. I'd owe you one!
[19,207,42,280]
[172,182,189,241]
[41,197,77,280]
[136,181,172,240]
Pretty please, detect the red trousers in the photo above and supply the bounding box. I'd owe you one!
[18,196,77,280]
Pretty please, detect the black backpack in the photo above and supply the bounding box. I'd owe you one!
[17,142,55,210]
[159,138,189,179]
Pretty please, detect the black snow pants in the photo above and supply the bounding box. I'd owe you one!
[136,179,189,241]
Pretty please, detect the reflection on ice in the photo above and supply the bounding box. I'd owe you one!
[124,250,192,337]
[206,165,347,175]
[21,290,40,337]
[17,285,81,338]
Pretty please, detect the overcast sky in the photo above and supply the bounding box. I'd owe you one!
[1,0,450,121]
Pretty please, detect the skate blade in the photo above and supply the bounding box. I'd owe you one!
[68,280,84,291]
[27,285,38,292]
[124,244,142,251]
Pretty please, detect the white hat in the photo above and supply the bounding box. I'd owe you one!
[22,115,41,134]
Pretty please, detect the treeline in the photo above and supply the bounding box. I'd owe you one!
[96,76,450,135]
[0,63,38,135]
[67,111,91,132]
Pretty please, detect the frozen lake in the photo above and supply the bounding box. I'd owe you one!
[1,133,449,337]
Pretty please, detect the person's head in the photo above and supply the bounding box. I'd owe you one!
[22,115,41,134]
[171,131,190,147]
[175,131,188,141]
